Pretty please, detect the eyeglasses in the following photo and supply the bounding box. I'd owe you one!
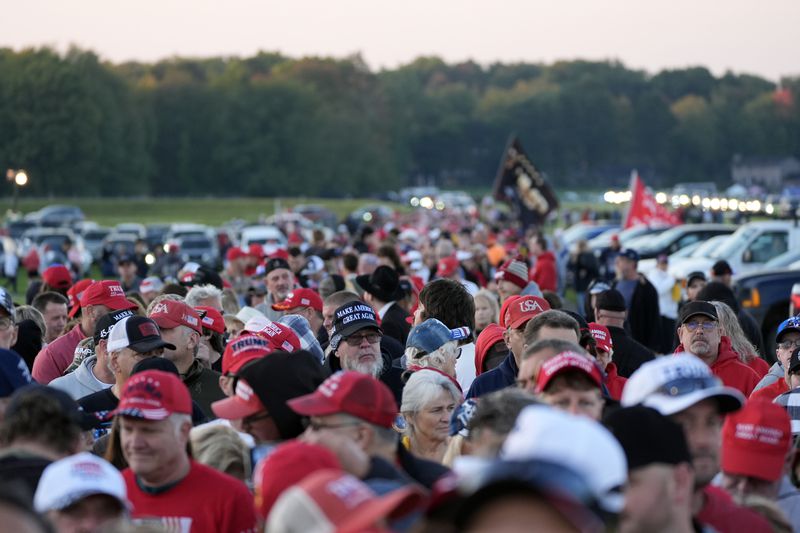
[683,321,717,332]
[778,339,800,351]
[302,418,362,432]
[655,376,722,397]
[0,317,14,330]
[242,411,271,426]
[343,332,382,346]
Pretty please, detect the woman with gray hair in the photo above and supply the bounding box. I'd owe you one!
[404,318,468,380]
[710,300,770,378]
[400,368,462,464]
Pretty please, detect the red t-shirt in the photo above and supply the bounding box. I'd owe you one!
[749,379,789,402]
[697,485,772,533]
[123,460,257,533]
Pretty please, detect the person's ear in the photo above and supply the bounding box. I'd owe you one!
[187,330,200,352]
[109,351,121,374]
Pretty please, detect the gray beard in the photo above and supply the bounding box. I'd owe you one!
[352,356,384,378]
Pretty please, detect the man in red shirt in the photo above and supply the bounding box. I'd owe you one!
[113,369,257,532]
[622,354,772,532]
[33,280,137,384]
[528,234,557,292]
[751,317,800,401]
[674,301,760,397]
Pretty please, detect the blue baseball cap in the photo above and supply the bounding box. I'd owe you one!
[777,315,800,343]
[406,318,470,355]
[618,248,639,262]
[0,287,14,316]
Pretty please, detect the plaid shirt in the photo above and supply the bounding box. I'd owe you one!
[773,388,800,436]
[278,314,324,363]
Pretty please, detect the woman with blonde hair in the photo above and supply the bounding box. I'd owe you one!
[400,368,462,464]
[473,289,499,336]
[189,424,251,482]
[710,300,770,378]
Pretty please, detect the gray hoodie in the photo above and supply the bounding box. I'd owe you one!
[48,355,112,400]
[753,362,783,392]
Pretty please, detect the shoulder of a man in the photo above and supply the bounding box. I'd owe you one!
[698,485,772,533]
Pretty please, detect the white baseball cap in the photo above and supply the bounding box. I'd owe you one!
[621,353,744,416]
[34,452,128,513]
[501,405,627,513]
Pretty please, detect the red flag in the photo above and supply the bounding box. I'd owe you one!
[624,171,680,229]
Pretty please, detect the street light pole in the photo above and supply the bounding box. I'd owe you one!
[6,168,28,214]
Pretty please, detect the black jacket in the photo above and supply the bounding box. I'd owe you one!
[465,352,518,399]
[381,304,412,346]
[614,275,662,352]
[606,325,656,378]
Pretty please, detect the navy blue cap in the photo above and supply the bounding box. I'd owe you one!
[407,318,470,355]
[777,315,800,343]
[0,287,14,316]
[618,249,639,262]
[449,398,477,437]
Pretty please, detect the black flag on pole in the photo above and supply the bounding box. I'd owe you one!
[492,135,559,229]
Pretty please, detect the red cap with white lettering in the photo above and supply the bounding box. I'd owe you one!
[505,295,550,329]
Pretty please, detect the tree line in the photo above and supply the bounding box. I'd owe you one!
[0,46,798,197]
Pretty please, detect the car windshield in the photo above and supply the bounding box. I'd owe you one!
[689,235,730,259]
[765,250,800,268]
[181,238,212,250]
[714,226,758,258]
[638,226,689,251]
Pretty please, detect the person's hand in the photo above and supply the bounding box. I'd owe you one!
[301,430,370,479]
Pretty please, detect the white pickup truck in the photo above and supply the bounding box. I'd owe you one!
[670,220,800,281]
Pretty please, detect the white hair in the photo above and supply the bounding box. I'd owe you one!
[400,368,461,415]
[404,340,459,374]
[185,284,223,308]
[168,413,192,437]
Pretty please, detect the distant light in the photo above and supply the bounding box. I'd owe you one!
[410,197,420,207]
[729,199,739,211]
[419,197,434,210]
[691,195,701,206]
[604,191,615,203]
[435,201,445,211]
[679,195,690,206]
[751,200,761,212]
[655,192,667,204]
[145,253,155,265]
[362,212,373,222]
[766,204,775,215]
[14,171,28,186]
[710,198,720,211]
[702,198,711,209]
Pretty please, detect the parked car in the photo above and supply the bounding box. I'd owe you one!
[176,235,220,269]
[672,220,800,279]
[145,224,171,249]
[735,267,800,361]
[4,220,37,240]
[23,204,85,228]
[292,204,339,228]
[20,227,91,274]
[114,223,146,240]
[240,225,287,255]
[588,224,672,253]
[83,227,112,262]
[631,224,736,260]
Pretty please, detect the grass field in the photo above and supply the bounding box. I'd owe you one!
[8,197,403,227]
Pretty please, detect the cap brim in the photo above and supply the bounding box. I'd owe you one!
[721,445,784,482]
[110,405,172,421]
[642,387,744,416]
[680,312,717,324]
[129,338,176,353]
[336,322,382,340]
[271,301,294,311]
[777,326,800,342]
[150,316,182,330]
[286,392,339,417]
[106,298,138,311]
[211,395,262,420]
[339,485,425,533]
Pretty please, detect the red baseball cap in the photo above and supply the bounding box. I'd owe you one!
[436,256,459,278]
[271,288,323,313]
[588,322,613,353]
[535,351,603,393]
[79,281,136,314]
[110,370,192,420]
[475,323,506,376]
[254,441,341,519]
[67,278,94,317]
[504,295,550,329]
[221,333,273,375]
[211,377,267,420]
[721,399,791,482]
[148,299,202,334]
[253,321,302,353]
[267,470,423,533]
[196,306,225,334]
[288,371,398,428]
[42,265,73,290]
[226,246,246,262]
[498,295,521,328]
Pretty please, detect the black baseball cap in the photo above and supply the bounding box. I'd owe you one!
[686,271,707,286]
[711,260,733,276]
[93,309,136,345]
[106,316,176,353]
[604,406,691,470]
[618,249,639,262]
[329,302,382,351]
[264,258,291,276]
[679,301,718,325]
[596,289,626,312]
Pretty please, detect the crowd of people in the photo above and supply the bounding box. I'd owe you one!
[0,208,799,532]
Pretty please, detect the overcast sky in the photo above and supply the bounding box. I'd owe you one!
[4,0,797,81]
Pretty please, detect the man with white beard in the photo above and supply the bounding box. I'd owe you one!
[325,302,404,403]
